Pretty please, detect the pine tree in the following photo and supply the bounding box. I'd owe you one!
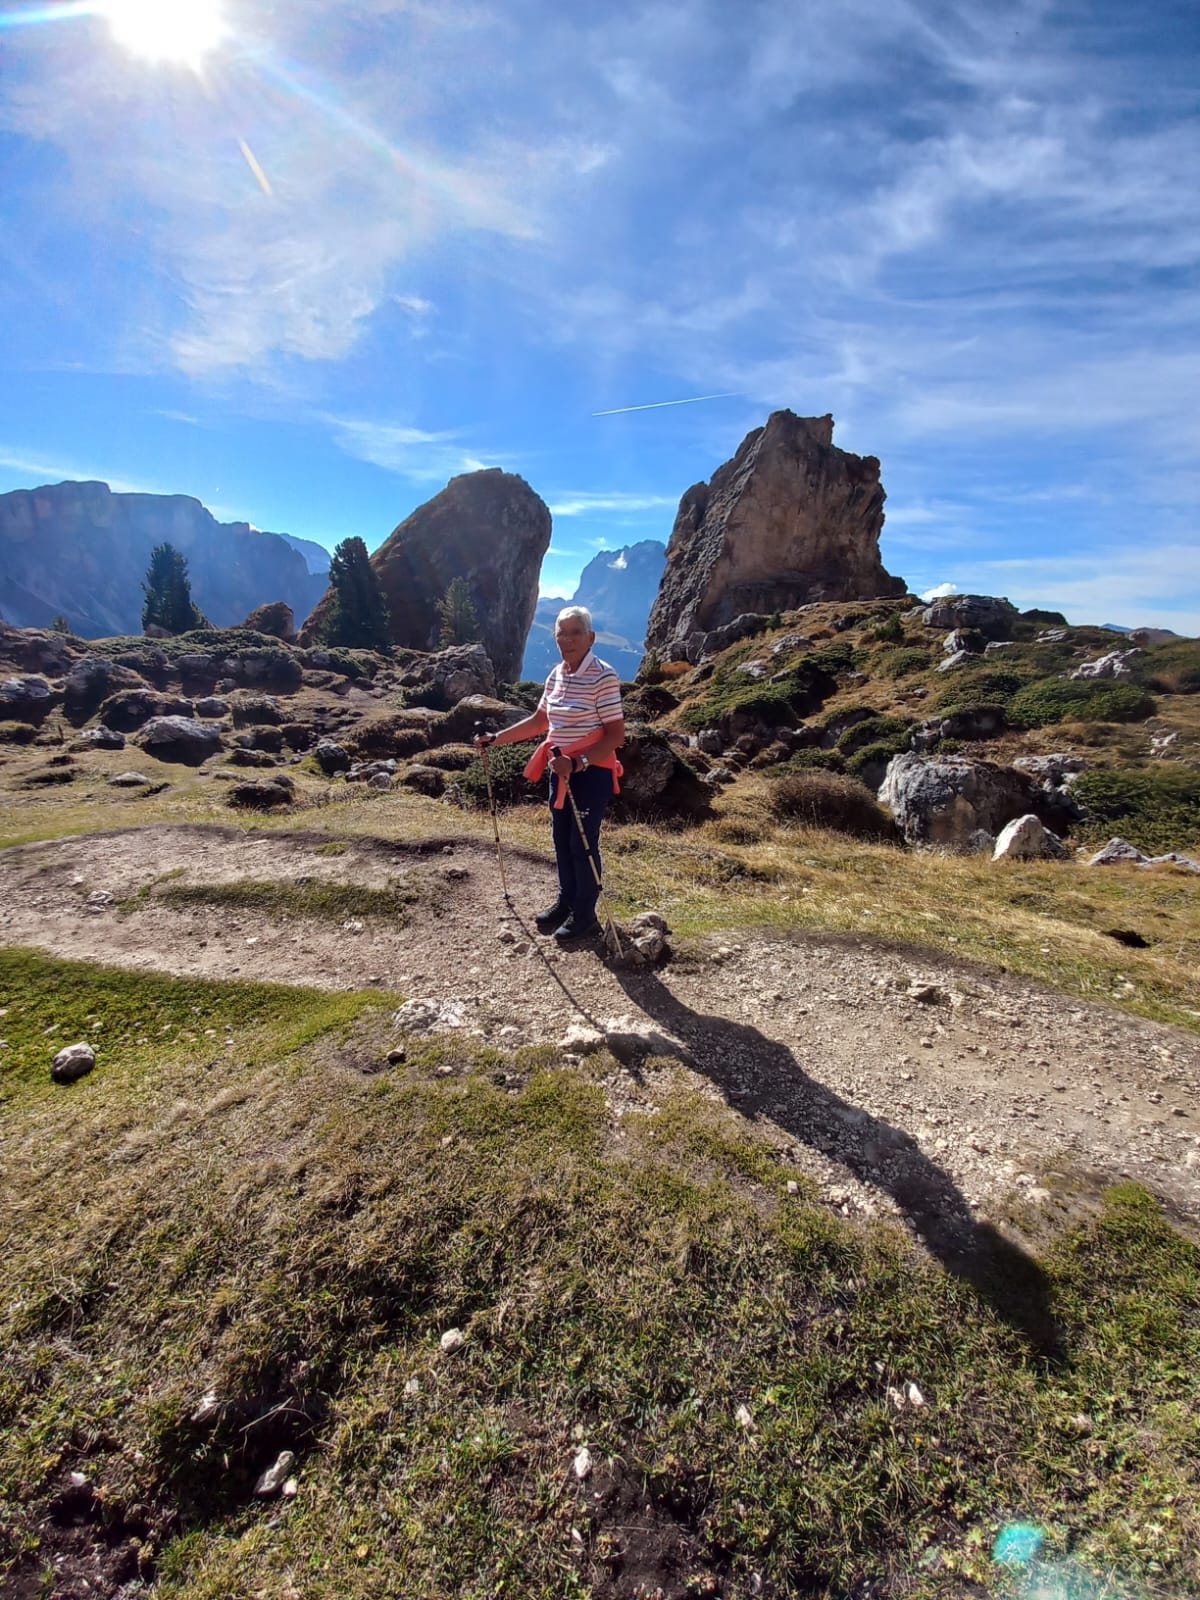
[437,577,481,649]
[321,537,391,651]
[141,543,204,635]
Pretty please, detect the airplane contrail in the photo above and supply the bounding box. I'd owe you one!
[592,391,743,417]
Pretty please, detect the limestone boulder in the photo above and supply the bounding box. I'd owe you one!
[238,601,296,641]
[98,688,191,732]
[879,752,1071,849]
[917,595,1019,640]
[135,715,224,766]
[991,814,1068,863]
[644,412,904,658]
[436,694,528,744]
[1,674,57,724]
[299,469,551,682]
[72,725,126,751]
[63,657,146,722]
[227,775,295,810]
[396,644,496,709]
[1070,649,1143,680]
[615,725,708,818]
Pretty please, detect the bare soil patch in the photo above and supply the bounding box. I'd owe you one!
[2,823,1198,1236]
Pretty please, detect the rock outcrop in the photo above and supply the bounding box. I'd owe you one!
[644,412,905,658]
[239,601,296,641]
[300,470,551,683]
[0,481,329,638]
[880,753,1077,849]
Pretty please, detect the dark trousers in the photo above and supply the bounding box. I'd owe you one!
[549,766,614,926]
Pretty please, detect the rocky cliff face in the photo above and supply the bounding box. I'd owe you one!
[522,539,667,681]
[301,469,551,683]
[0,481,329,639]
[644,412,905,656]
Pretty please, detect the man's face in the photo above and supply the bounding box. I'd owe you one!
[555,617,594,669]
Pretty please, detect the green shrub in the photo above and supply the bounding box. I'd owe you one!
[866,611,904,644]
[346,716,430,760]
[502,680,546,711]
[777,747,846,774]
[1008,678,1155,729]
[846,742,903,782]
[934,669,1028,711]
[875,646,932,679]
[767,770,898,841]
[1073,767,1200,854]
[1141,639,1200,695]
[835,714,912,757]
[457,742,535,807]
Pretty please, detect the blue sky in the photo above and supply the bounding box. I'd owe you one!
[1,0,1198,628]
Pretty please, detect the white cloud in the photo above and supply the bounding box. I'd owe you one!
[394,294,435,317]
[608,551,628,570]
[325,414,505,482]
[920,581,960,602]
[548,492,676,518]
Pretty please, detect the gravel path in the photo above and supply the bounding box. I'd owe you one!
[3,824,1198,1261]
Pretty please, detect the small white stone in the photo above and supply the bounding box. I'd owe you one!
[404,1377,421,1397]
[190,1392,220,1426]
[786,1180,800,1195]
[440,1328,465,1353]
[906,1381,925,1408]
[255,1450,295,1496]
[281,1476,299,1498]
[572,1446,593,1480]
[735,1404,754,1430]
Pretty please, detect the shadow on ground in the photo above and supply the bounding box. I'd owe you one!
[564,954,1065,1359]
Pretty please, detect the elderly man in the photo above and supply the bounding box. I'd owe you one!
[475,606,625,943]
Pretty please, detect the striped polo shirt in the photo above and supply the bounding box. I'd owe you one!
[540,650,624,741]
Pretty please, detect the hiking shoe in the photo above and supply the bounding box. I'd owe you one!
[553,917,603,944]
[534,899,569,932]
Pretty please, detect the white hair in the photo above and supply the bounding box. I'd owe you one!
[556,605,594,631]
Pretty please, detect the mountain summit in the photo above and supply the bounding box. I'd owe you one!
[0,480,329,638]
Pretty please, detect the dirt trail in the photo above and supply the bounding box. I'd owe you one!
[3,824,1199,1243]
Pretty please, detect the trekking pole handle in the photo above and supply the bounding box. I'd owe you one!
[473,719,497,749]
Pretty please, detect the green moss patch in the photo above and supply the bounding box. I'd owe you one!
[1009,679,1155,729]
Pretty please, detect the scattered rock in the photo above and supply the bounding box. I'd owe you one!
[1070,648,1143,680]
[51,1042,96,1083]
[254,1450,295,1497]
[72,725,126,750]
[735,1404,755,1430]
[190,1393,220,1426]
[399,764,445,796]
[386,1046,407,1065]
[313,740,351,775]
[394,998,471,1033]
[227,777,295,810]
[602,1015,691,1065]
[440,1328,466,1353]
[135,715,224,766]
[1,674,56,723]
[572,1447,593,1480]
[559,1023,605,1054]
[992,814,1068,863]
[194,695,231,718]
[1087,837,1151,868]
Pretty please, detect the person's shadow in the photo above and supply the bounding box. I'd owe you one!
[613,963,1065,1360]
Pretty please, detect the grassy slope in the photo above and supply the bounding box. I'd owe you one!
[2,950,1200,1600]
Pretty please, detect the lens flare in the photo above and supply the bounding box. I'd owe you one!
[100,0,227,66]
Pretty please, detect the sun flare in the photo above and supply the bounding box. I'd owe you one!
[101,0,227,67]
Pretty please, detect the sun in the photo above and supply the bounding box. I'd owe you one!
[101,0,228,67]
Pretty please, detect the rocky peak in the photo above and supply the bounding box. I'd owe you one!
[644,411,905,657]
[300,469,551,683]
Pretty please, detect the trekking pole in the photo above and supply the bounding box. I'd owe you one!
[474,721,512,902]
[552,747,624,959]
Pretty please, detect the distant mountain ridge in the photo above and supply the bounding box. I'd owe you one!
[0,480,330,639]
[522,540,667,682]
